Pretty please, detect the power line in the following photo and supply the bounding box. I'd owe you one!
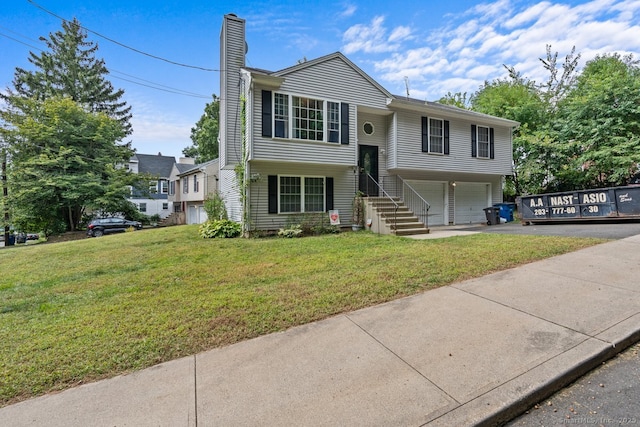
[0,30,212,99]
[26,0,220,72]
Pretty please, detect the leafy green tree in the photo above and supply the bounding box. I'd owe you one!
[0,18,141,234]
[183,95,219,162]
[437,92,470,109]
[471,46,582,195]
[2,97,136,234]
[557,54,640,188]
[471,77,549,195]
[5,18,132,135]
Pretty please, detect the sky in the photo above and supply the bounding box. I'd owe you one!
[2,0,639,160]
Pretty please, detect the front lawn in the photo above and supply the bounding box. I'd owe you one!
[0,226,605,406]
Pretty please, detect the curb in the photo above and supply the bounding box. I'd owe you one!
[429,319,640,426]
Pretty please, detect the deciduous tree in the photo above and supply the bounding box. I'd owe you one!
[183,95,219,163]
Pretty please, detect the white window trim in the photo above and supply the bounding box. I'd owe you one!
[277,175,326,214]
[476,125,491,159]
[273,92,342,144]
[427,117,445,155]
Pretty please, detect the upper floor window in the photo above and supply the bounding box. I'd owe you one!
[193,175,199,192]
[183,176,189,194]
[169,180,175,196]
[262,90,349,145]
[421,117,449,154]
[149,181,157,193]
[160,180,168,194]
[471,124,495,159]
[477,126,490,158]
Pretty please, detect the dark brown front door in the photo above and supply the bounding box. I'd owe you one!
[358,145,379,196]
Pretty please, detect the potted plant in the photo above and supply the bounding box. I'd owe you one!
[352,191,365,231]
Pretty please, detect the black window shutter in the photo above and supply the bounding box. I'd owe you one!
[421,117,428,152]
[262,90,272,137]
[444,120,450,155]
[325,177,334,211]
[268,175,278,214]
[340,103,349,145]
[489,127,495,159]
[471,124,477,158]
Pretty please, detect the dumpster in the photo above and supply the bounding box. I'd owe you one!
[483,207,501,225]
[520,185,640,224]
[494,203,515,222]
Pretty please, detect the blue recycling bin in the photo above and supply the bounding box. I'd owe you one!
[494,203,515,222]
[7,234,15,246]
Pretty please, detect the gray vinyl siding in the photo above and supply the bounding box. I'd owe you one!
[395,110,513,175]
[251,85,356,165]
[220,15,245,169]
[276,56,389,110]
[219,169,242,222]
[358,112,390,177]
[246,162,356,231]
[387,114,397,170]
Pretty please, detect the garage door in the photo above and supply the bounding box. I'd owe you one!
[406,180,446,226]
[455,183,490,224]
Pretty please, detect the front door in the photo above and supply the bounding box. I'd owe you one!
[358,145,379,196]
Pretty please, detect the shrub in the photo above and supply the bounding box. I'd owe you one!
[278,224,303,238]
[204,192,228,221]
[199,219,241,238]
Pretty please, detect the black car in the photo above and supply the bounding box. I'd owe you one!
[86,218,143,237]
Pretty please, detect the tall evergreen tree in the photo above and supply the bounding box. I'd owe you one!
[5,18,132,135]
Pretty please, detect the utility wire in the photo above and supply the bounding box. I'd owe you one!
[27,0,219,72]
[0,30,212,98]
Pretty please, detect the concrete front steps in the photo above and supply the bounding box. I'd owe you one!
[366,197,430,236]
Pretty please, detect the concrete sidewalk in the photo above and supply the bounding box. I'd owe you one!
[2,235,640,426]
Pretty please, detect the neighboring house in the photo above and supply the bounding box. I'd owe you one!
[218,14,519,233]
[168,158,220,225]
[127,153,176,219]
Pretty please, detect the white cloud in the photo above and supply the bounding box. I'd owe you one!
[342,16,412,54]
[354,0,640,100]
[340,3,358,18]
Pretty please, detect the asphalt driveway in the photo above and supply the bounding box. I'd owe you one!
[462,219,640,240]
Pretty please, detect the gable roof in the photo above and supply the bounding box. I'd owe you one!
[388,96,520,128]
[247,52,394,99]
[178,158,219,177]
[133,154,177,177]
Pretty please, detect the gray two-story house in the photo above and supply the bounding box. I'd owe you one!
[218,14,519,233]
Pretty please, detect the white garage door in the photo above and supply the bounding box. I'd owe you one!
[406,180,446,226]
[455,183,490,224]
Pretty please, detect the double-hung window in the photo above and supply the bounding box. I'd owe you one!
[194,175,199,193]
[429,118,444,154]
[160,180,168,194]
[421,117,449,154]
[477,126,490,158]
[279,176,325,213]
[183,176,189,194]
[471,124,494,159]
[274,93,289,138]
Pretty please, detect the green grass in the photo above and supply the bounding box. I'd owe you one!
[0,226,605,406]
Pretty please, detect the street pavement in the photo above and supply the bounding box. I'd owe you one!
[1,226,639,426]
[507,342,640,425]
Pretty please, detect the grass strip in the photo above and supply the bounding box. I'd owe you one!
[0,226,605,405]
